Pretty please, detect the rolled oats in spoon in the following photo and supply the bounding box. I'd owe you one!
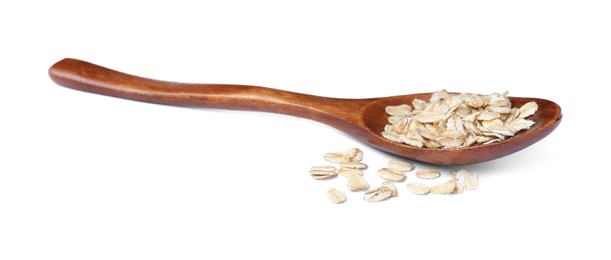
[382,90,538,149]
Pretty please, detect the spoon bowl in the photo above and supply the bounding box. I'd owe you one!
[360,94,561,165]
[49,58,562,165]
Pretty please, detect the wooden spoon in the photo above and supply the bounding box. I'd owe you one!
[48,58,562,165]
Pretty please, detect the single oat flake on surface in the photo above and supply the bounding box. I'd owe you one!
[377,168,407,182]
[406,183,430,195]
[346,174,369,191]
[338,167,364,177]
[388,160,415,172]
[327,188,347,204]
[430,179,457,194]
[451,169,479,190]
[323,148,363,164]
[340,162,368,169]
[363,187,392,202]
[415,169,441,179]
[309,166,337,180]
[381,181,398,197]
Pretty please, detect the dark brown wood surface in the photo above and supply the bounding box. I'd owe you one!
[49,58,562,165]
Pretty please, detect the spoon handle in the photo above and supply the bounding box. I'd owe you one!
[49,58,366,127]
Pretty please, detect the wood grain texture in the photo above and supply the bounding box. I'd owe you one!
[49,58,562,165]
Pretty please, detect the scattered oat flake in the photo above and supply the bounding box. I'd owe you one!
[453,169,479,190]
[406,183,430,195]
[338,167,364,177]
[323,153,351,164]
[388,160,415,172]
[346,174,369,191]
[309,166,337,180]
[377,168,407,182]
[341,162,368,169]
[430,179,457,194]
[453,182,465,194]
[363,187,392,202]
[310,166,336,172]
[415,169,441,179]
[327,188,347,204]
[382,181,398,197]
[343,148,364,162]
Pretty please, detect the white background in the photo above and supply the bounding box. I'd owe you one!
[1,1,609,259]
